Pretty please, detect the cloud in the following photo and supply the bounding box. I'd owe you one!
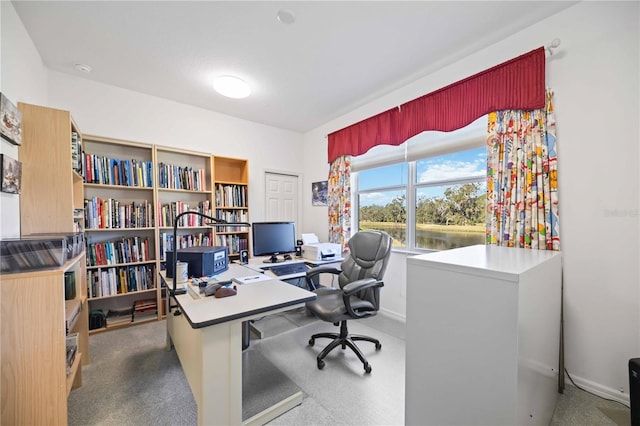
[359,191,394,206]
[418,159,485,182]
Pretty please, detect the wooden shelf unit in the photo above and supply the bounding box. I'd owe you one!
[4,102,90,423]
[82,135,158,332]
[1,253,87,425]
[212,156,250,260]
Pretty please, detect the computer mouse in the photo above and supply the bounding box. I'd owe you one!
[203,283,222,297]
[283,254,292,261]
[215,286,237,298]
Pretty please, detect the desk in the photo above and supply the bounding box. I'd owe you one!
[160,264,316,426]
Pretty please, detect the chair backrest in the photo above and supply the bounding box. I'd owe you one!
[338,230,393,293]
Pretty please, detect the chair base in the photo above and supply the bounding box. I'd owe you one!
[308,320,381,373]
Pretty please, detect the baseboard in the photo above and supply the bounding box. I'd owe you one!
[565,371,630,406]
[379,308,406,323]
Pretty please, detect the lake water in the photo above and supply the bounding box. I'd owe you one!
[367,226,485,250]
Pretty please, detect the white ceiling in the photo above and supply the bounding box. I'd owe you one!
[11,1,576,133]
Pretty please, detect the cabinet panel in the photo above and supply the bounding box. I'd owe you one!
[18,103,80,234]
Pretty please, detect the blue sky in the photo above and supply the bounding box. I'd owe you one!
[358,146,486,207]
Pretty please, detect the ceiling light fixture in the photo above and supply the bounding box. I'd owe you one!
[73,62,92,73]
[276,8,296,24]
[213,75,251,99]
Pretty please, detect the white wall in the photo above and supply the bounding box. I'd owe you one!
[302,1,639,404]
[0,1,49,238]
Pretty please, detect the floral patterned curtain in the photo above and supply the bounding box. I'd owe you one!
[328,155,352,249]
[486,90,560,250]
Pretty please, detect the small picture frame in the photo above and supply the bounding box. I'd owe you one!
[312,181,328,206]
[0,93,22,146]
[1,154,22,194]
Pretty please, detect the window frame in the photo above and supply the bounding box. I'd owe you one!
[353,140,486,253]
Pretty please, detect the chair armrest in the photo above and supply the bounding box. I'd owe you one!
[342,278,383,296]
[305,266,341,290]
[342,279,384,318]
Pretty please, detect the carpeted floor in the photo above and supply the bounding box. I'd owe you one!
[69,311,631,425]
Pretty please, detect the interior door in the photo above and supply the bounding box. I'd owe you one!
[265,172,299,226]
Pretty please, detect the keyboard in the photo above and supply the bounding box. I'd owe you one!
[269,263,308,276]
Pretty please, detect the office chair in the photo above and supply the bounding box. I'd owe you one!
[305,230,392,373]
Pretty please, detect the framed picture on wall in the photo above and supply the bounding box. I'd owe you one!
[1,154,22,194]
[0,93,22,146]
[312,181,328,206]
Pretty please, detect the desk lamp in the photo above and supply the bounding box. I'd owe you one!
[169,210,250,314]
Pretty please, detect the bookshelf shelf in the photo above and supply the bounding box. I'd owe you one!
[66,352,83,396]
[84,183,154,191]
[88,288,157,301]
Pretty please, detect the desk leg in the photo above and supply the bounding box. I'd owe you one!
[169,310,243,426]
[200,322,243,426]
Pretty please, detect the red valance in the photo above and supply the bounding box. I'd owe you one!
[328,47,546,163]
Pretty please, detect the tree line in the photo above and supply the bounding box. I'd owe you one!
[360,183,485,226]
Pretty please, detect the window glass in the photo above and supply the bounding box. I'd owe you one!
[358,163,407,190]
[354,142,486,252]
[358,190,407,248]
[415,182,486,250]
[416,147,485,184]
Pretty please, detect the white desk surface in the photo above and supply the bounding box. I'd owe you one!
[160,265,316,329]
[246,256,343,280]
[408,244,561,282]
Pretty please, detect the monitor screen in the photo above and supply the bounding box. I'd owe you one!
[251,221,296,263]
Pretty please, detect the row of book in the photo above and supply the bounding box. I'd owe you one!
[157,163,206,191]
[215,234,248,255]
[84,197,154,229]
[71,132,82,174]
[87,264,155,298]
[156,200,212,228]
[86,236,151,267]
[215,209,249,224]
[83,153,154,187]
[104,299,158,327]
[215,183,247,208]
[159,231,213,261]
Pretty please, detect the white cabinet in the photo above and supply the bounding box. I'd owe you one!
[405,245,562,426]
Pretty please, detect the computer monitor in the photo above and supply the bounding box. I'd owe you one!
[251,221,296,263]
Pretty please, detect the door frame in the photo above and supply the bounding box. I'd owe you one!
[263,168,304,233]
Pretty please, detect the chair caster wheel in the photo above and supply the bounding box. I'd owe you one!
[308,338,315,346]
[375,342,382,350]
[364,363,372,374]
[317,359,325,370]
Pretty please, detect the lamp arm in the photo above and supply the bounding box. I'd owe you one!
[169,210,250,302]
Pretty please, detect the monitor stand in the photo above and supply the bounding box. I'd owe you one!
[263,254,282,264]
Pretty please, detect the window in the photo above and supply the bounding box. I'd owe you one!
[353,119,486,251]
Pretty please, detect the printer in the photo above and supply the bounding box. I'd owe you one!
[300,233,341,261]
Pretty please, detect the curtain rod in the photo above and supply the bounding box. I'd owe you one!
[545,38,561,57]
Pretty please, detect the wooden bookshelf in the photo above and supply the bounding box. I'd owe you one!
[1,253,87,425]
[213,156,250,260]
[5,102,90,424]
[83,135,158,332]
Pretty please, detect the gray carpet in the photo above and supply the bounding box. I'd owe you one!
[69,311,405,425]
[69,312,630,426]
